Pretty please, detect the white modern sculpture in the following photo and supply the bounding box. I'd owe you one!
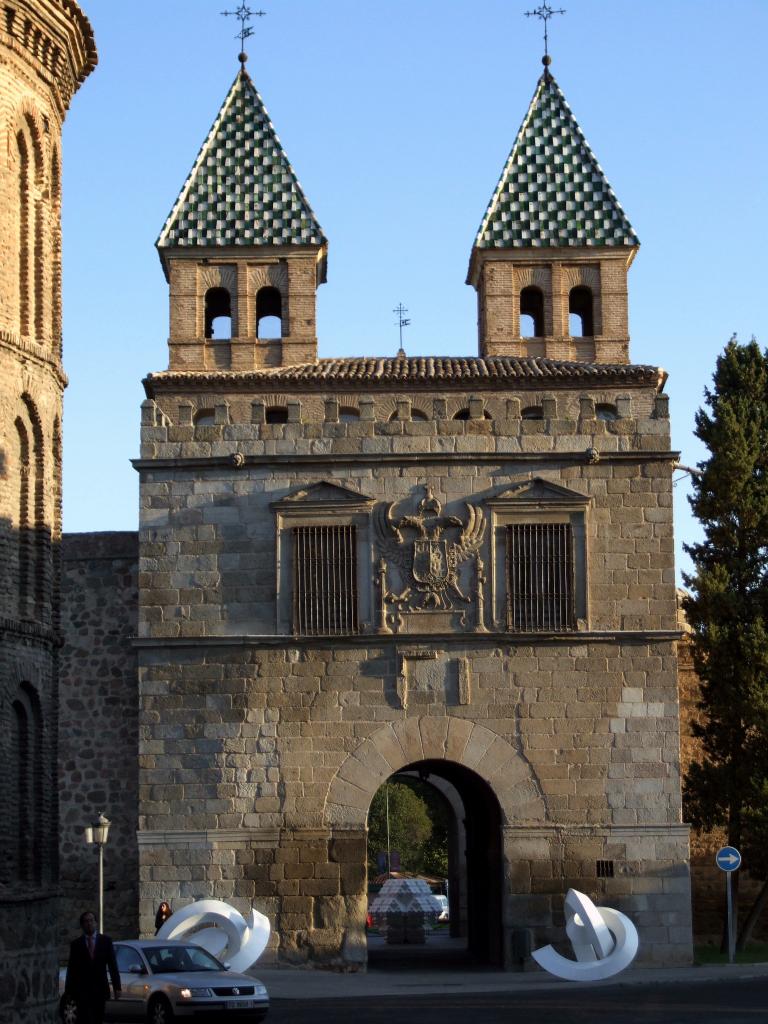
[532,888,639,981]
[156,899,271,972]
[369,878,442,920]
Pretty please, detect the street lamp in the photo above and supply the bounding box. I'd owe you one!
[84,812,111,933]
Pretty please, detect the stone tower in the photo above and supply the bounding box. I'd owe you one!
[156,64,327,373]
[0,2,96,1020]
[467,63,638,364]
[132,48,692,971]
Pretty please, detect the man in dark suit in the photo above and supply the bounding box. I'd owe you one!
[64,911,121,1024]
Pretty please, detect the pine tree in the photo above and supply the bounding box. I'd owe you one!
[683,336,768,948]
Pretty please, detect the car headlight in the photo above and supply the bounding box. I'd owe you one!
[253,983,267,997]
[179,988,212,999]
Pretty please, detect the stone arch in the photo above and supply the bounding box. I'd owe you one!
[11,106,46,339]
[323,716,546,828]
[12,105,46,183]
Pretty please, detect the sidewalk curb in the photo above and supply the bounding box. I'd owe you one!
[253,962,768,1001]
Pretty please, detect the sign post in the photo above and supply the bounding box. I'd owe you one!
[715,846,741,964]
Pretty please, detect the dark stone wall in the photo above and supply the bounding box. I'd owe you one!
[58,532,139,949]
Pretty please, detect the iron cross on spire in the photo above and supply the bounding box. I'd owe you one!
[524,2,566,61]
[393,303,411,356]
[221,2,266,64]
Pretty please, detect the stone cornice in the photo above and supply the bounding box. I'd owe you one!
[502,824,691,837]
[137,828,281,848]
[0,330,67,388]
[132,450,680,473]
[132,629,683,651]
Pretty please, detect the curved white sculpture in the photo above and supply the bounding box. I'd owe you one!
[156,899,270,972]
[532,888,638,981]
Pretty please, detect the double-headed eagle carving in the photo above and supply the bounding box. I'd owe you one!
[374,486,485,612]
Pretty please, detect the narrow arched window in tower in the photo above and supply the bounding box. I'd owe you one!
[22,395,47,621]
[15,417,31,618]
[24,684,43,885]
[204,287,232,340]
[256,286,282,339]
[519,286,544,338]
[10,696,29,883]
[50,150,62,353]
[569,286,594,337]
[16,130,31,336]
[34,186,44,340]
[52,417,62,629]
[8,685,43,885]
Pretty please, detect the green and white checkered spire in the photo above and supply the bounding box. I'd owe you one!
[157,69,325,249]
[474,72,638,249]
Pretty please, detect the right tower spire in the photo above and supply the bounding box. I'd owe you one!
[467,61,639,364]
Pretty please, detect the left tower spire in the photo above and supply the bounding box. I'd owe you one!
[157,64,327,371]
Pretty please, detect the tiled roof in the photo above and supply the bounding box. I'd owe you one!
[145,356,665,393]
[474,72,638,250]
[157,69,325,249]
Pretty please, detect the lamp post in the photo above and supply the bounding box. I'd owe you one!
[84,812,111,933]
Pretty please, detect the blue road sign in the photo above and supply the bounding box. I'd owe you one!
[716,846,742,872]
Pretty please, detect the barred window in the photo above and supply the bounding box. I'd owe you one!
[293,525,358,635]
[507,522,575,631]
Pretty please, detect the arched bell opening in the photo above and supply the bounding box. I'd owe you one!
[256,286,282,339]
[204,287,232,340]
[365,759,503,969]
[519,285,545,338]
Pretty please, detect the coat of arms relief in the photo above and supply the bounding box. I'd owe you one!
[374,486,487,634]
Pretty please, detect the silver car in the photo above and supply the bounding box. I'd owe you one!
[59,939,269,1023]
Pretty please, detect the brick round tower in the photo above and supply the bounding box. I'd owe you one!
[0,2,95,1020]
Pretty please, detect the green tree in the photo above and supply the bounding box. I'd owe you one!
[683,336,768,948]
[367,782,433,876]
[401,777,450,879]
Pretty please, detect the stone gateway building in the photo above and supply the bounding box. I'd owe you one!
[60,51,694,970]
[0,2,95,1020]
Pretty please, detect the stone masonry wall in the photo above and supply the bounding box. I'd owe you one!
[134,374,692,968]
[59,532,139,950]
[136,639,689,966]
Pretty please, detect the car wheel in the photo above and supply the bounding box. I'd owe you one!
[146,996,174,1024]
[60,996,79,1024]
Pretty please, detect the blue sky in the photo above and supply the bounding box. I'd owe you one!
[62,1,768,581]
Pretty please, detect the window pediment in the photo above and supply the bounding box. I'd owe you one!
[486,477,591,510]
[271,480,374,516]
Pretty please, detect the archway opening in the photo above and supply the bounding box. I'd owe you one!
[365,759,503,970]
[204,287,232,340]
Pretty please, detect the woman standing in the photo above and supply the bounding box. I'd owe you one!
[154,901,172,934]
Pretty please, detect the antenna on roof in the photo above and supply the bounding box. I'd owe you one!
[221,2,266,66]
[393,303,410,357]
[524,2,566,73]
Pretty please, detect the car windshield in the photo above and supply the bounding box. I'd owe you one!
[144,945,224,974]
